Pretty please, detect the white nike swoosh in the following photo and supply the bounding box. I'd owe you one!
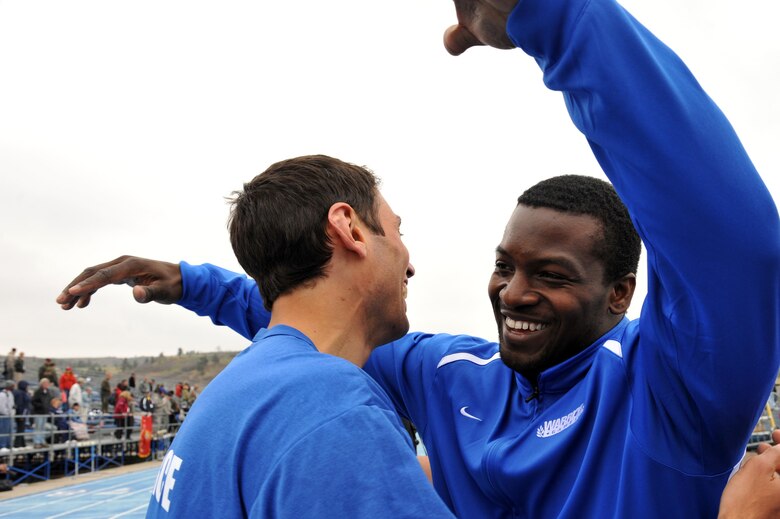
[459,406,482,422]
[437,351,501,369]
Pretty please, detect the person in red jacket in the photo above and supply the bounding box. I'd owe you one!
[112,390,133,440]
[59,366,77,405]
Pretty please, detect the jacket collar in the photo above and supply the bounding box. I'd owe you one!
[514,317,630,396]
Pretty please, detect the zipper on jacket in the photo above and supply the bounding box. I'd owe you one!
[524,382,540,403]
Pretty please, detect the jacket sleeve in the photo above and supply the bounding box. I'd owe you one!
[508,0,780,473]
[178,262,270,340]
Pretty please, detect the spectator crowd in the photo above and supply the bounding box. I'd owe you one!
[0,348,196,452]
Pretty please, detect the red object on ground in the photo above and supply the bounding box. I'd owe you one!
[139,415,153,458]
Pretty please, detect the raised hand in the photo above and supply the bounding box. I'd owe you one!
[56,255,182,310]
[444,0,519,55]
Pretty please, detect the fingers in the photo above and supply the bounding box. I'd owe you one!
[445,0,518,55]
[132,285,154,304]
[56,257,123,310]
[444,24,484,56]
[756,430,780,456]
[757,442,780,472]
[57,293,91,310]
[56,255,182,309]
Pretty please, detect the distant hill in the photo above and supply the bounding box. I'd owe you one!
[15,351,241,392]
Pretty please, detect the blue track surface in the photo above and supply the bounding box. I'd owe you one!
[0,468,157,518]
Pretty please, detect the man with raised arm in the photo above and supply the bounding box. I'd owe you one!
[59,0,779,517]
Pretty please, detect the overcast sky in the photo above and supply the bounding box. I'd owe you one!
[1,0,778,358]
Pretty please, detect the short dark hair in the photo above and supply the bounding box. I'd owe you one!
[229,155,383,310]
[517,175,641,282]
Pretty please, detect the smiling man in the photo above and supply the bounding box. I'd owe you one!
[57,0,779,517]
[490,179,640,382]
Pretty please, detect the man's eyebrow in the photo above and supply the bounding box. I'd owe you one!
[494,245,583,273]
[541,256,582,274]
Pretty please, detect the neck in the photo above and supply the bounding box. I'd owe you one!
[269,287,374,367]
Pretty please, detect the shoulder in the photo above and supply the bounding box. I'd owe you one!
[371,331,498,370]
[189,336,393,420]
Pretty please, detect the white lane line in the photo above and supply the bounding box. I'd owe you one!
[44,487,152,519]
[0,471,156,516]
[108,503,149,518]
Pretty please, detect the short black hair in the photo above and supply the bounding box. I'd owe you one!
[517,175,641,282]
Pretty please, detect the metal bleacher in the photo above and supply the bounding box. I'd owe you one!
[1,413,180,487]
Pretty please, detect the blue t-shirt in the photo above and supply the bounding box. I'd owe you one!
[146,325,453,518]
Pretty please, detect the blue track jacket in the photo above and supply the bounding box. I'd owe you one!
[174,0,780,517]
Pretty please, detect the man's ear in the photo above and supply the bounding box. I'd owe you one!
[327,202,367,258]
[608,273,636,315]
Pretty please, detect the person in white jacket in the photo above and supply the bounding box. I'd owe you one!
[68,378,88,421]
[0,381,16,450]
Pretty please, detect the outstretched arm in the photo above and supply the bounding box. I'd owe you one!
[56,256,269,340]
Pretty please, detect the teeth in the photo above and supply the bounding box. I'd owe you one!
[505,317,547,332]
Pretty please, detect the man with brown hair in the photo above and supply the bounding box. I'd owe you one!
[62,156,452,518]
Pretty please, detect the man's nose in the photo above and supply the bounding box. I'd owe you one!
[501,273,540,307]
